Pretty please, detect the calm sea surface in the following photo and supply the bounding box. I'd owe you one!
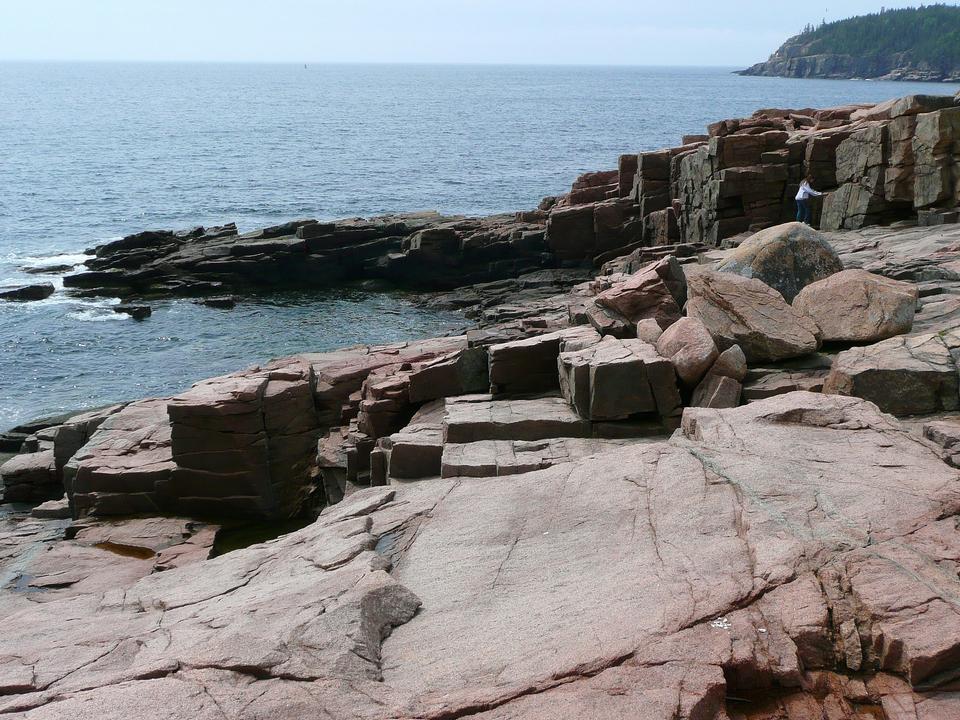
[1,63,958,427]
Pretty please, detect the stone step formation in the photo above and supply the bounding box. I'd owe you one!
[5,93,960,719]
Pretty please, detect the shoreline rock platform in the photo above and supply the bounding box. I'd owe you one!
[49,93,960,307]
[4,93,960,719]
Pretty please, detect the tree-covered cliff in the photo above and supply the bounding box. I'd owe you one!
[739,5,960,82]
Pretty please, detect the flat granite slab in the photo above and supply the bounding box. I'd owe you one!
[442,395,592,443]
[1,392,959,718]
[440,437,643,478]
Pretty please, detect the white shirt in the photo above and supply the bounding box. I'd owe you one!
[796,181,822,201]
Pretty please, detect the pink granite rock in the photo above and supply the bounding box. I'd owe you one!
[2,393,958,719]
[823,331,960,415]
[558,336,681,420]
[708,344,748,382]
[793,268,918,343]
[690,373,742,408]
[687,269,821,362]
[593,255,686,328]
[655,316,719,386]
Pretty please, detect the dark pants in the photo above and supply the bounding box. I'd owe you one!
[796,199,811,224]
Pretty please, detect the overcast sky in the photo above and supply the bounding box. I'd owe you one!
[0,1,938,65]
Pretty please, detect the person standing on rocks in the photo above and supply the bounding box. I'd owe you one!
[795,176,822,225]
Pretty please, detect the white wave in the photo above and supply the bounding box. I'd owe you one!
[67,309,130,322]
[18,253,90,269]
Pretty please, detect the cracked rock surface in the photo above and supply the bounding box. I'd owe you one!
[2,391,959,719]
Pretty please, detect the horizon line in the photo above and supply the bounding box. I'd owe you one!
[0,58,747,69]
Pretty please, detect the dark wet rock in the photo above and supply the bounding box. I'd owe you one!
[0,283,54,302]
[201,295,237,309]
[112,304,151,320]
[21,264,76,275]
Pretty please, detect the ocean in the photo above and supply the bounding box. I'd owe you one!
[2,62,958,427]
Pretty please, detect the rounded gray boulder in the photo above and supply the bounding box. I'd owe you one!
[716,222,844,302]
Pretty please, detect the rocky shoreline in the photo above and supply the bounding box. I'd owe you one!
[739,56,960,84]
[3,94,960,718]
[0,91,953,308]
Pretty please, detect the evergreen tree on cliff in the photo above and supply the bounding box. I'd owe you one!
[740,4,960,82]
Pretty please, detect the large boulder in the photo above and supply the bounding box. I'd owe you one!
[686,269,821,363]
[690,374,741,409]
[851,94,958,122]
[655,316,719,386]
[708,345,748,382]
[593,255,687,328]
[823,331,960,415]
[558,336,681,421]
[716,222,844,302]
[793,269,918,342]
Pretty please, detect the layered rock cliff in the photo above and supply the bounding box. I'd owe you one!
[54,94,960,305]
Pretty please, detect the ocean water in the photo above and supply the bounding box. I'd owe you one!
[2,63,958,428]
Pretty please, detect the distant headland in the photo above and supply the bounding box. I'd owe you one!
[739,4,960,82]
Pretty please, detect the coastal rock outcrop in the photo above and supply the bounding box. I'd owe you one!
[59,358,324,519]
[738,7,960,83]
[8,90,960,720]
[64,213,554,298]
[55,93,960,304]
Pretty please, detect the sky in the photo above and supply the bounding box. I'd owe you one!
[0,1,943,66]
